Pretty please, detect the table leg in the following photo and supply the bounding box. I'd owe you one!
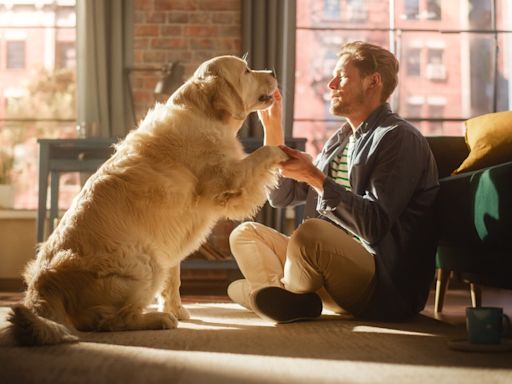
[49,171,60,235]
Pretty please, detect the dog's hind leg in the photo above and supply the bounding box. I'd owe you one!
[158,265,190,320]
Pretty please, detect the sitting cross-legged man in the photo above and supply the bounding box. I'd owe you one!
[227,41,440,323]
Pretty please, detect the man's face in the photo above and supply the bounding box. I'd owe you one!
[328,55,367,117]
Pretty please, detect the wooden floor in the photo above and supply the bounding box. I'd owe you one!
[1,285,511,328]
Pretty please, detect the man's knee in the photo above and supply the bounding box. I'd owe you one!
[288,219,327,263]
[229,221,261,249]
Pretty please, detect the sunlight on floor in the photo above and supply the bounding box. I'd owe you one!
[352,325,437,337]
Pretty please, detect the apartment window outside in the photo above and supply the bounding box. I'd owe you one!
[406,47,421,76]
[56,42,76,69]
[426,0,442,20]
[294,0,512,157]
[404,0,420,20]
[0,1,77,210]
[6,41,26,69]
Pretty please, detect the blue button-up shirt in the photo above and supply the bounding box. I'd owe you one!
[269,103,440,320]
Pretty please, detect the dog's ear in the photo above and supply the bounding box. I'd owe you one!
[171,76,246,122]
[208,76,246,122]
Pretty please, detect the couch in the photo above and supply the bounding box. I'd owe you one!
[426,136,512,313]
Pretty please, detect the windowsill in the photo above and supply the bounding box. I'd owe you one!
[0,209,37,219]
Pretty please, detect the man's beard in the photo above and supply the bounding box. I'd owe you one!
[329,90,365,117]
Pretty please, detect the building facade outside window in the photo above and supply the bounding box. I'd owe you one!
[0,0,77,210]
[295,0,511,157]
[6,41,26,69]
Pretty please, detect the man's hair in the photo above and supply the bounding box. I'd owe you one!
[338,41,399,102]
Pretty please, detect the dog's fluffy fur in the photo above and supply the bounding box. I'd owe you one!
[2,55,288,346]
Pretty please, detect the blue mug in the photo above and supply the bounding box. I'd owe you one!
[466,307,511,344]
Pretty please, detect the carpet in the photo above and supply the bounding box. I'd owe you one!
[0,303,511,384]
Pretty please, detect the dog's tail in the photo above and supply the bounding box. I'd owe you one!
[0,304,79,347]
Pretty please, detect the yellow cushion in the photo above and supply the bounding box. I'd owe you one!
[453,111,512,175]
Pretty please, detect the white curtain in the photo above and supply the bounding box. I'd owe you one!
[76,0,134,138]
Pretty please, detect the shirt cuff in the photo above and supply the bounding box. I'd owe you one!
[316,177,344,215]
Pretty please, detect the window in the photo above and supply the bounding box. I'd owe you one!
[426,0,441,20]
[0,2,77,210]
[426,46,446,80]
[347,0,367,22]
[406,48,421,76]
[6,41,26,69]
[56,42,76,69]
[427,103,445,134]
[323,0,341,19]
[403,0,419,20]
[406,96,424,118]
[294,0,512,156]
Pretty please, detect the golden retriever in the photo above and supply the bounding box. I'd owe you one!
[2,55,287,346]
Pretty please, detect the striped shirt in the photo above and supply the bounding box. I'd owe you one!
[330,134,355,190]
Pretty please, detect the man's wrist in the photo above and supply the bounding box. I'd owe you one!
[308,168,325,193]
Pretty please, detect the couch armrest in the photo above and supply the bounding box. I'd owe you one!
[435,160,512,249]
[426,136,468,178]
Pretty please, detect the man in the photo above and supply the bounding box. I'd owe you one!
[227,41,439,322]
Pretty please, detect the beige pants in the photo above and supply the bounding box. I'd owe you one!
[229,218,376,313]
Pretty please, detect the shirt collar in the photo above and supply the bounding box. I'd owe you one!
[353,102,391,139]
[335,102,391,142]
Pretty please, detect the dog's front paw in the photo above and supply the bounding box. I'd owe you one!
[143,311,178,330]
[264,145,289,165]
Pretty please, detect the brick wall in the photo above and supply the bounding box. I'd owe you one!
[132,0,241,121]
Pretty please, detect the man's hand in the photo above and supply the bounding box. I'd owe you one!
[258,89,284,146]
[278,145,325,194]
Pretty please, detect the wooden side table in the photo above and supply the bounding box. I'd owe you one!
[36,138,117,242]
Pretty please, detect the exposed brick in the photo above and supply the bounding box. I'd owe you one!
[167,12,189,23]
[133,38,149,50]
[189,13,211,24]
[141,76,160,89]
[151,37,188,49]
[218,38,241,51]
[165,51,193,66]
[133,50,144,64]
[219,25,240,36]
[191,51,221,63]
[212,13,234,24]
[199,0,239,11]
[133,12,146,23]
[190,38,215,49]
[161,25,183,36]
[142,51,166,63]
[146,12,166,24]
[134,24,160,37]
[155,0,197,11]
[135,0,153,11]
[184,25,218,37]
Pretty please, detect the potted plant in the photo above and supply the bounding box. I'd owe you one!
[0,148,15,208]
